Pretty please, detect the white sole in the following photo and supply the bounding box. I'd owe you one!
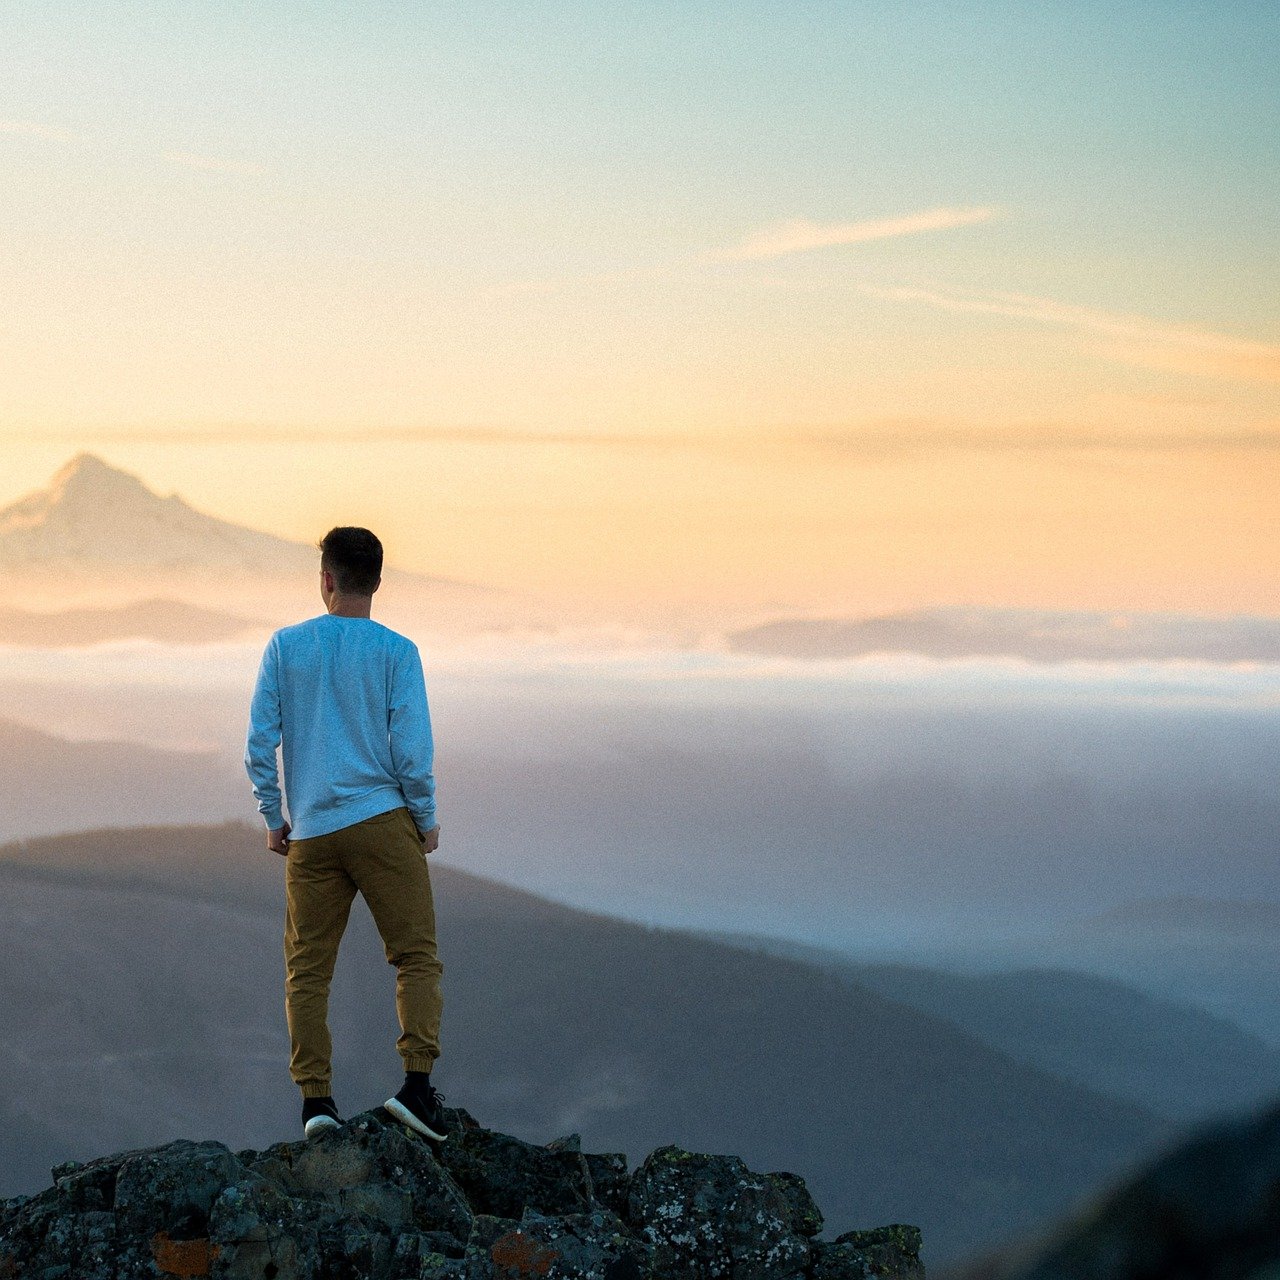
[384,1095,448,1141]
[304,1115,341,1138]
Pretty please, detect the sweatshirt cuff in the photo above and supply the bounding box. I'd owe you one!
[262,809,285,831]
[412,811,438,831]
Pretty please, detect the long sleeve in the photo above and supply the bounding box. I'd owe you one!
[388,641,438,832]
[244,633,286,830]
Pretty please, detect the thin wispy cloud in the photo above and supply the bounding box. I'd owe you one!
[163,151,268,177]
[711,205,1002,262]
[0,117,265,176]
[0,118,78,142]
[796,422,1280,459]
[861,283,1280,385]
[478,207,1001,297]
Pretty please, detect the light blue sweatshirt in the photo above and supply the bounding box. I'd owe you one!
[244,614,438,841]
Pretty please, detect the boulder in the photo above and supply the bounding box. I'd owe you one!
[627,1144,813,1279]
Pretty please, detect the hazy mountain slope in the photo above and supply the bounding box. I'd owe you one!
[1070,895,1280,941]
[0,719,245,839]
[0,597,267,645]
[0,822,1176,1268]
[892,899,1280,1049]
[846,962,1280,1122]
[427,893,1167,1267]
[1029,899,1280,1047]
[698,927,1280,1123]
[723,604,1280,663]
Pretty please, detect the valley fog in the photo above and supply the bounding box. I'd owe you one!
[3,632,1276,952]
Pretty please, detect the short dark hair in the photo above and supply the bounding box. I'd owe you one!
[317,527,383,595]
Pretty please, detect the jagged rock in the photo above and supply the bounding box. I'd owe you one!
[627,1144,813,1279]
[390,1227,468,1276]
[583,1153,630,1222]
[814,1226,925,1279]
[114,1139,248,1238]
[282,1112,472,1238]
[546,1133,632,1225]
[517,1206,647,1276]
[207,1170,302,1278]
[767,1171,826,1239]
[0,1104,924,1279]
[435,1122,593,1221]
[50,1153,130,1215]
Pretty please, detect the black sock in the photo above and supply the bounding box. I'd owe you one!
[406,1070,430,1087]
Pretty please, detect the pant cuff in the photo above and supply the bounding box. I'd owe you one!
[403,1054,437,1074]
[299,1081,333,1098]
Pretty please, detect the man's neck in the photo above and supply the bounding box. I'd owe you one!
[327,595,373,618]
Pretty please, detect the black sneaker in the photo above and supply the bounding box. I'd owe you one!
[384,1075,448,1141]
[301,1095,342,1139]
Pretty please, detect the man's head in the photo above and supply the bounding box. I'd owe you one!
[317,527,383,603]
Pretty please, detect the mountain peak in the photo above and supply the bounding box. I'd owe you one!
[46,452,163,507]
[0,453,309,574]
[0,453,501,604]
[51,450,134,481]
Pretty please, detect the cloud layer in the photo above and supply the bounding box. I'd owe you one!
[862,283,1280,384]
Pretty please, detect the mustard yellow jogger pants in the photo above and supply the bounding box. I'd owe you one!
[283,804,443,1098]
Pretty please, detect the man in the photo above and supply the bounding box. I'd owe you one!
[244,526,448,1141]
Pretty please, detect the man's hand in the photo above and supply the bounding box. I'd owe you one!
[416,822,441,854]
[268,821,292,856]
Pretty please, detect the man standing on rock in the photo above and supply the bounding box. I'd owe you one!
[244,526,448,1142]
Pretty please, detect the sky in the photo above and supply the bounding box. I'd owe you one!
[1,1,1277,616]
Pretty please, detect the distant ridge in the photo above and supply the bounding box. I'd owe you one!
[0,596,266,646]
[723,604,1280,664]
[699,927,1280,1126]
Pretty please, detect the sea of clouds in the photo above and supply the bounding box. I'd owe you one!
[2,631,1277,950]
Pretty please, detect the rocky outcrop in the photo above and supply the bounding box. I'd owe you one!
[0,1105,924,1279]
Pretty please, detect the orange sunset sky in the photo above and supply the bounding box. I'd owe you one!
[1,4,1276,618]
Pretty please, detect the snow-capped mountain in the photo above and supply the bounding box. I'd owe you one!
[0,453,561,636]
[0,452,469,582]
